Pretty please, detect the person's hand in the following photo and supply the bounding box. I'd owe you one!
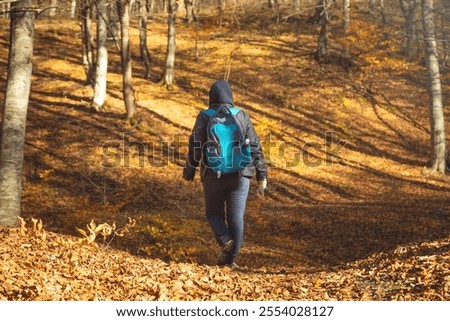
[257,178,267,197]
[183,167,195,181]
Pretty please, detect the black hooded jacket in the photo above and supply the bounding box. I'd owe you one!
[183,80,268,181]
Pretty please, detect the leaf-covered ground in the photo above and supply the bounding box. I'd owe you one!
[1,222,449,300]
[0,4,450,300]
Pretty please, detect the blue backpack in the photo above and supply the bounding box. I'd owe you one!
[202,106,252,178]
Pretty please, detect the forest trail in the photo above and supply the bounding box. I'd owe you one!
[0,5,449,300]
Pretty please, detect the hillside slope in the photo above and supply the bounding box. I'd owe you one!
[0,5,449,300]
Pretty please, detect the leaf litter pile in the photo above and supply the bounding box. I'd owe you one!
[1,218,449,301]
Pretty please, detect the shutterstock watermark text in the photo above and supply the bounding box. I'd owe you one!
[100,132,347,169]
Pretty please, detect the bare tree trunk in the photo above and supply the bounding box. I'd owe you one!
[343,0,350,29]
[379,0,387,24]
[161,0,177,88]
[184,0,196,23]
[2,1,11,18]
[268,0,275,9]
[421,0,447,174]
[108,3,121,47]
[161,0,168,12]
[149,0,155,14]
[81,0,95,85]
[70,0,77,18]
[315,0,331,62]
[399,0,418,60]
[310,0,322,23]
[293,0,300,9]
[218,0,224,27]
[0,0,35,227]
[49,0,58,17]
[369,0,387,23]
[442,9,449,68]
[369,0,376,16]
[118,0,138,122]
[139,0,151,78]
[91,0,108,110]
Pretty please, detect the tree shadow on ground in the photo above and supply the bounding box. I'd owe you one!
[242,200,450,270]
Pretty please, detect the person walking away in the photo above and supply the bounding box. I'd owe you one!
[183,80,268,267]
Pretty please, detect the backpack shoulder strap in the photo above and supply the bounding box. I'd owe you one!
[229,107,248,139]
[229,107,240,115]
[202,109,215,117]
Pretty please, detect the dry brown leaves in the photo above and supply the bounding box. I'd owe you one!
[1,218,449,301]
[1,7,449,302]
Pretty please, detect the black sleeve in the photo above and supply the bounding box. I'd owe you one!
[242,111,268,181]
[183,112,207,181]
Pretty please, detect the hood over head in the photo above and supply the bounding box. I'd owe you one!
[209,80,234,106]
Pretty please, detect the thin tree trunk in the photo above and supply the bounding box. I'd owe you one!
[161,0,167,12]
[268,0,279,9]
[218,0,224,27]
[161,0,177,88]
[315,0,331,62]
[369,0,387,23]
[293,0,300,9]
[310,0,322,23]
[369,0,376,16]
[421,0,447,174]
[442,9,449,68]
[184,0,195,23]
[149,0,155,14]
[0,0,35,226]
[91,0,108,110]
[194,19,199,61]
[81,0,95,85]
[272,0,280,23]
[108,3,120,47]
[343,0,350,29]
[399,0,418,60]
[139,0,151,78]
[2,2,10,18]
[49,0,58,17]
[130,0,136,14]
[118,0,138,122]
[379,0,387,24]
[70,0,77,18]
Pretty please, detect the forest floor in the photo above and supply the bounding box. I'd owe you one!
[0,4,449,300]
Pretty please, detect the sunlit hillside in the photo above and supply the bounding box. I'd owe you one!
[0,1,449,300]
